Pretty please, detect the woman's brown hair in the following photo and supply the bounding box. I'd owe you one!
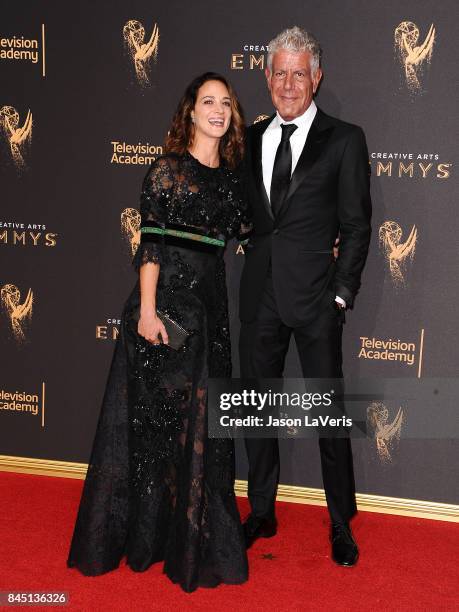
[164,72,245,169]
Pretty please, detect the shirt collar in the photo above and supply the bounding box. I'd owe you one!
[269,100,317,131]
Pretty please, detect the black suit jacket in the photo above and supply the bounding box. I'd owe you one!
[239,108,372,327]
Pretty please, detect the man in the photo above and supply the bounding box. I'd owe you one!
[239,26,371,566]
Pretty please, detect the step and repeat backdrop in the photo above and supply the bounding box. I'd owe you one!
[1,1,458,505]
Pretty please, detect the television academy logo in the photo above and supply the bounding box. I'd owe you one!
[0,384,46,427]
[0,26,46,77]
[394,21,436,94]
[1,283,33,342]
[123,20,159,86]
[0,105,32,169]
[367,402,404,463]
[121,207,140,256]
[110,141,163,165]
[358,329,425,378]
[379,221,417,286]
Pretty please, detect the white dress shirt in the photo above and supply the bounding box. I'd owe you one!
[261,100,346,308]
[262,100,317,199]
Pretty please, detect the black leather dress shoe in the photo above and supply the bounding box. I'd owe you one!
[243,515,277,549]
[330,522,359,566]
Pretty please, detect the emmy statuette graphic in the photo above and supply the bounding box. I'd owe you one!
[1,284,34,341]
[121,208,141,256]
[395,21,436,93]
[0,106,33,168]
[367,402,404,463]
[123,20,159,86]
[379,221,418,287]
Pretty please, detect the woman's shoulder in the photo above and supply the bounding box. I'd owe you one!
[143,152,185,185]
[149,152,183,172]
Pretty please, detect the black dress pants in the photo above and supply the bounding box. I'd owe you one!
[239,276,357,525]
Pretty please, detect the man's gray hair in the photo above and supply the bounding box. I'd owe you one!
[267,26,322,75]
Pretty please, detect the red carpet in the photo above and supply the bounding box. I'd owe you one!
[0,472,457,611]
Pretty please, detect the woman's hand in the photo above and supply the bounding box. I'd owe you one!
[137,309,169,345]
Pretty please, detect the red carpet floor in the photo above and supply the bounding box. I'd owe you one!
[0,472,458,611]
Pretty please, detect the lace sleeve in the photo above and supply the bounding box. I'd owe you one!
[132,157,174,270]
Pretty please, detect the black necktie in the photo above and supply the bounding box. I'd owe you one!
[270,123,298,216]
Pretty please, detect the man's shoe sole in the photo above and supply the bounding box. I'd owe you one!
[332,552,359,567]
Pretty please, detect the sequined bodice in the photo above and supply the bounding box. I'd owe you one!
[133,152,251,270]
[144,151,249,238]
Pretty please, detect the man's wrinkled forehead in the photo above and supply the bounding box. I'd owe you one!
[270,49,313,72]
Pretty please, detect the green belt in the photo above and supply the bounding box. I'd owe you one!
[141,226,225,247]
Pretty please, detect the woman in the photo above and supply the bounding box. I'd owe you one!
[67,73,251,592]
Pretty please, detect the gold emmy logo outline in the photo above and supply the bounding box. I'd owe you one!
[379,220,417,287]
[253,114,270,124]
[0,106,33,168]
[123,20,159,86]
[1,283,33,341]
[121,207,141,256]
[367,402,404,463]
[394,21,436,93]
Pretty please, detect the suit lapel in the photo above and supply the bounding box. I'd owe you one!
[252,116,275,221]
[276,109,334,220]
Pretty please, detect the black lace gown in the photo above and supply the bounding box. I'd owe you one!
[67,152,251,593]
